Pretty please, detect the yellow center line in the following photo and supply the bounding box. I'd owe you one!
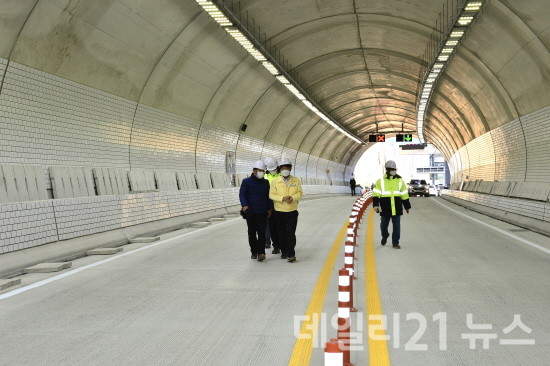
[365,208,391,365]
[288,220,349,366]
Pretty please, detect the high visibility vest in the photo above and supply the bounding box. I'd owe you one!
[372,176,409,216]
[265,172,280,184]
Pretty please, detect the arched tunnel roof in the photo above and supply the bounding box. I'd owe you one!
[1,0,549,171]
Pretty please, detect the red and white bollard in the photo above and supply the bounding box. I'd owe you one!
[338,269,354,366]
[344,253,357,312]
[324,338,344,366]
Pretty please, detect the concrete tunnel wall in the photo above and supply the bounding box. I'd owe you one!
[0,1,549,200]
[0,0,355,191]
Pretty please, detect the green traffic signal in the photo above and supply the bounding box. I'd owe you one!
[404,134,412,142]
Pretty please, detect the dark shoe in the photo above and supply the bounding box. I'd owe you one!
[257,254,266,262]
[272,248,281,254]
[281,255,288,259]
[265,242,271,248]
[381,238,387,246]
[393,245,401,249]
[251,254,257,259]
[287,257,296,263]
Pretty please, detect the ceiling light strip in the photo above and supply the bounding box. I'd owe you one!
[195,0,363,144]
[416,0,486,142]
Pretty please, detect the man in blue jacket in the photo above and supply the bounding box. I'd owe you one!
[239,160,273,261]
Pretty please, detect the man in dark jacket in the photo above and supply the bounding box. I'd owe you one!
[239,160,273,261]
[372,160,412,249]
[350,176,357,196]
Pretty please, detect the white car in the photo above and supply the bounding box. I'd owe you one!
[428,185,440,196]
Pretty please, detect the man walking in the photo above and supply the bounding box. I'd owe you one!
[263,157,281,254]
[372,160,411,249]
[350,176,357,196]
[269,158,303,263]
[239,160,272,261]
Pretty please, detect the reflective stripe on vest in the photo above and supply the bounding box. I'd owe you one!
[378,177,408,215]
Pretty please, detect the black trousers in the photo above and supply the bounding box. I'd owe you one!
[268,216,279,249]
[275,210,299,257]
[246,213,267,255]
[351,186,356,196]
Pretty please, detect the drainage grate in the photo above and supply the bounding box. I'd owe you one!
[508,228,528,232]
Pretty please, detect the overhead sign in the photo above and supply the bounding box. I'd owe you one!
[400,143,427,150]
[396,134,413,142]
[368,134,386,142]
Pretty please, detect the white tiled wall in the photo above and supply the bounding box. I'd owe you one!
[195,123,239,173]
[491,119,526,182]
[295,151,309,178]
[0,185,347,253]
[261,141,284,161]
[0,58,349,184]
[522,106,550,183]
[235,135,263,173]
[443,190,550,223]
[0,58,353,255]
[281,147,299,165]
[449,105,550,184]
[0,61,135,191]
[307,155,319,178]
[131,104,200,172]
[54,196,121,241]
[0,201,58,253]
[465,133,495,181]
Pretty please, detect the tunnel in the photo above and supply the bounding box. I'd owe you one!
[0,0,549,365]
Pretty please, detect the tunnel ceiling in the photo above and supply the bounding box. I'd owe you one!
[1,0,549,166]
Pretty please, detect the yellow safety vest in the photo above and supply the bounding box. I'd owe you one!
[372,175,409,216]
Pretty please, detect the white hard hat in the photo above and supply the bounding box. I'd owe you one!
[385,160,397,169]
[253,160,266,170]
[278,158,292,166]
[263,157,278,171]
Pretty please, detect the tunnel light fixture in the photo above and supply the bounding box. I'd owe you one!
[261,61,279,75]
[450,30,466,38]
[195,0,363,144]
[198,1,233,26]
[416,0,486,142]
[465,2,482,11]
[276,75,290,84]
[457,16,474,25]
[303,100,314,109]
[249,49,267,62]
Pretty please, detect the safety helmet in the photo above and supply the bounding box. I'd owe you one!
[253,160,266,170]
[263,157,278,172]
[385,160,397,169]
[278,158,292,166]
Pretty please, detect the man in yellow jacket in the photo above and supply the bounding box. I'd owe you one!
[269,158,303,262]
[263,157,281,254]
[372,160,411,249]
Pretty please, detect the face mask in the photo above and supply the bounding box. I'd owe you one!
[389,171,397,176]
[281,170,290,177]
[256,171,265,179]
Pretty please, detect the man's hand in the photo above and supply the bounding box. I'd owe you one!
[374,206,380,213]
[283,196,293,203]
[406,209,410,214]
[267,210,272,218]
[242,206,249,212]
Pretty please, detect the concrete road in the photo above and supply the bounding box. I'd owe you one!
[1,195,549,365]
